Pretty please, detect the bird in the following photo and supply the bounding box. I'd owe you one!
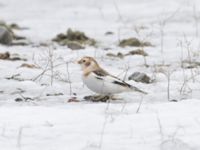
[77,56,147,96]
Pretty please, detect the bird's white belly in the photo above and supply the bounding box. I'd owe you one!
[82,74,126,95]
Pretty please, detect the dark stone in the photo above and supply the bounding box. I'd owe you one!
[169,99,178,102]
[15,98,23,102]
[0,27,13,45]
[15,97,33,102]
[128,72,151,84]
[105,31,114,35]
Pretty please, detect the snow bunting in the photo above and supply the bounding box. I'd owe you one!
[77,56,147,95]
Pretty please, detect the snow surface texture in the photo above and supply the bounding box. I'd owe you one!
[0,0,200,149]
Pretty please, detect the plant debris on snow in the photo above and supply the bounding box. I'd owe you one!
[119,37,152,47]
[181,60,200,69]
[125,49,148,56]
[67,97,80,102]
[0,51,27,61]
[106,49,148,59]
[106,52,124,59]
[19,63,40,69]
[52,28,96,50]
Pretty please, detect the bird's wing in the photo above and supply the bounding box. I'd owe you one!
[109,75,132,88]
[110,75,148,94]
[92,70,131,88]
[92,71,147,94]
[93,68,109,76]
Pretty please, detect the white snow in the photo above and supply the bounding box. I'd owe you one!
[0,0,200,149]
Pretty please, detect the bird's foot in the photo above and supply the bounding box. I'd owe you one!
[84,95,110,102]
[84,95,123,102]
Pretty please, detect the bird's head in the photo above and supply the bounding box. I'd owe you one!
[77,56,99,71]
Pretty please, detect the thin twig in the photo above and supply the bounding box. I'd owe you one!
[48,48,54,86]
[123,65,130,81]
[156,114,164,141]
[99,115,109,148]
[32,62,66,82]
[99,100,111,148]
[193,5,199,37]
[113,0,123,21]
[136,96,144,113]
[120,100,127,112]
[1,125,6,137]
[66,62,72,96]
[17,126,24,148]
[167,71,171,101]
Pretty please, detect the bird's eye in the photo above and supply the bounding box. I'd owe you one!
[82,60,86,63]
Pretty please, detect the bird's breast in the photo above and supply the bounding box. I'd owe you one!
[82,73,128,95]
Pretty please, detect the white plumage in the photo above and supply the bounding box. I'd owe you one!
[77,56,147,95]
[82,72,130,95]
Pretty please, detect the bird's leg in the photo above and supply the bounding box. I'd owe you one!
[84,94,110,102]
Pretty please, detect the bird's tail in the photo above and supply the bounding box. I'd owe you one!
[131,86,148,94]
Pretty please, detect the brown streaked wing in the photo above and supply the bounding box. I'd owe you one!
[93,68,109,76]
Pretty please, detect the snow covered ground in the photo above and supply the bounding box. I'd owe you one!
[0,0,200,149]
